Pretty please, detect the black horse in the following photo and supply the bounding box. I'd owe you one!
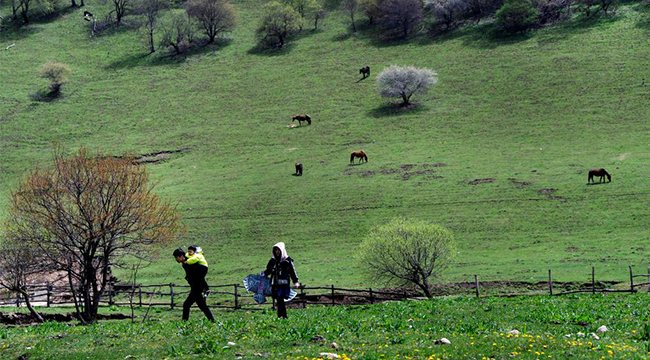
[359,66,370,79]
[295,162,303,176]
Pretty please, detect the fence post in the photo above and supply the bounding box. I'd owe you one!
[647,267,650,293]
[46,282,51,308]
[474,275,480,298]
[592,267,595,295]
[630,265,635,292]
[300,286,306,309]
[331,285,335,306]
[170,283,175,310]
[108,281,114,306]
[139,285,142,306]
[369,288,374,304]
[548,270,553,296]
[234,284,239,310]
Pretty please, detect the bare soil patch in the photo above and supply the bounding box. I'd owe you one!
[133,148,190,165]
[508,178,531,188]
[342,164,445,181]
[538,188,557,195]
[468,178,495,185]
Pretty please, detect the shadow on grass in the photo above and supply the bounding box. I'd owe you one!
[105,39,232,69]
[247,41,296,56]
[0,6,78,41]
[367,102,428,118]
[586,182,611,186]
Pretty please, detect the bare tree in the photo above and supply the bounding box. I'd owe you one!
[112,0,129,24]
[379,0,424,38]
[357,218,455,298]
[160,12,197,54]
[256,1,302,48]
[376,65,438,106]
[359,0,382,24]
[341,0,358,32]
[0,241,46,322]
[134,0,169,53]
[6,147,180,323]
[185,0,237,44]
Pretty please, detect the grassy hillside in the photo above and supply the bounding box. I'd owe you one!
[1,0,650,287]
[2,294,650,359]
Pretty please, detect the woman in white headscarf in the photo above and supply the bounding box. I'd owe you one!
[260,242,300,318]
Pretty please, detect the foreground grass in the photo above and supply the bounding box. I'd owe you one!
[2,0,650,287]
[2,294,650,359]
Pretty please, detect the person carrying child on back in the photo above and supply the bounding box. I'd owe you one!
[186,245,209,294]
[260,242,300,319]
[173,248,214,322]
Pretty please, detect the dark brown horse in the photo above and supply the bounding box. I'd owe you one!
[295,162,303,176]
[350,150,368,164]
[588,168,611,183]
[359,66,370,79]
[292,114,311,126]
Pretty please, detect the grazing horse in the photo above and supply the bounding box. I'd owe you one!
[359,66,370,79]
[350,150,368,164]
[295,162,303,176]
[292,114,311,126]
[588,168,611,183]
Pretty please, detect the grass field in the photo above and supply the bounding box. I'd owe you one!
[1,0,650,288]
[2,294,650,359]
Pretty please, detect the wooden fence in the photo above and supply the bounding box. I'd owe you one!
[2,266,650,310]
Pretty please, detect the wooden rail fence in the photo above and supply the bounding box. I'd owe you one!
[2,266,650,310]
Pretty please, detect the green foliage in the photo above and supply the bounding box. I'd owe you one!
[358,218,455,296]
[495,0,539,33]
[37,61,71,95]
[256,1,302,47]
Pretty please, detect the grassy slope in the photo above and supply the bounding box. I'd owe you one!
[2,294,650,359]
[1,1,650,287]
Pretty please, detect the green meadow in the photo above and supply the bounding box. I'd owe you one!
[1,0,650,289]
[3,294,650,359]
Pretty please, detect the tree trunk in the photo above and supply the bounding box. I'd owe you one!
[401,92,409,106]
[20,3,29,23]
[351,13,356,32]
[149,23,155,53]
[12,0,18,20]
[19,289,44,323]
[71,0,77,7]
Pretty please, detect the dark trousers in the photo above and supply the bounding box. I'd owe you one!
[274,285,289,318]
[183,285,214,322]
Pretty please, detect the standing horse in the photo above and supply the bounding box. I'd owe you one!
[292,114,311,126]
[350,150,368,164]
[588,168,611,183]
[359,66,370,79]
[295,162,303,176]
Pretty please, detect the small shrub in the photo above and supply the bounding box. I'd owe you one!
[160,12,197,55]
[38,61,71,97]
[185,0,237,43]
[357,218,456,297]
[533,0,569,23]
[495,0,538,33]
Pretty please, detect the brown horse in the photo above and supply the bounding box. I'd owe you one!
[359,66,370,79]
[350,150,368,164]
[292,114,311,126]
[588,168,611,183]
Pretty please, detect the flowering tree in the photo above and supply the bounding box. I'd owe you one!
[376,65,438,106]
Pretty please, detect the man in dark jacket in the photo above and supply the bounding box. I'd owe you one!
[261,242,300,318]
[173,248,214,322]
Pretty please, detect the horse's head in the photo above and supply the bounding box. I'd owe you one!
[607,173,612,182]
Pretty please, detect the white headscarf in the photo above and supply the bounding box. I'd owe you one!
[272,242,288,262]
